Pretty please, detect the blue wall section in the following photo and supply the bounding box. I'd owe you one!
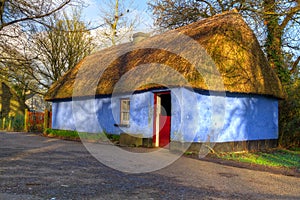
[170,88,278,143]
[52,92,153,136]
[52,101,76,131]
[52,87,278,142]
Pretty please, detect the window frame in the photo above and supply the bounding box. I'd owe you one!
[120,98,130,125]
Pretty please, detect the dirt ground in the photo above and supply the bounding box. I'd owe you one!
[0,132,299,200]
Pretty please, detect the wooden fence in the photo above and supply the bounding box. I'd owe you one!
[24,109,52,132]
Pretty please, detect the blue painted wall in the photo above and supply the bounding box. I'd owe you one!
[52,101,76,131]
[52,92,154,136]
[52,87,278,142]
[170,88,278,142]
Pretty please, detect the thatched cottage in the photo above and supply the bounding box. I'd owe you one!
[45,11,285,151]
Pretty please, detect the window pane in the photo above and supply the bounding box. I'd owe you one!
[122,100,130,111]
[121,99,130,125]
[122,112,129,121]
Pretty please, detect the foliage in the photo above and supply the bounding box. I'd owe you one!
[29,9,95,90]
[0,0,76,97]
[106,133,121,141]
[0,114,24,131]
[279,79,300,147]
[12,114,25,131]
[0,116,10,130]
[27,123,44,133]
[0,3,93,98]
[44,128,80,139]
[44,128,120,142]
[217,149,300,169]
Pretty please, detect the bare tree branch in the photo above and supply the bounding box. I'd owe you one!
[0,0,73,31]
[96,0,139,48]
[291,56,300,74]
[280,3,300,31]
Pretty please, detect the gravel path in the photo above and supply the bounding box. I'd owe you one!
[0,132,299,200]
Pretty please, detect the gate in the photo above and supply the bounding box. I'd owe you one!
[25,109,52,132]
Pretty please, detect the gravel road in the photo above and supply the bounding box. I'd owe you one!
[0,132,299,200]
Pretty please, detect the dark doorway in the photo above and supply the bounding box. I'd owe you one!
[153,92,171,148]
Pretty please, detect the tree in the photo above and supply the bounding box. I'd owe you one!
[0,9,95,97]
[0,0,83,99]
[0,26,34,102]
[0,0,74,31]
[279,78,300,147]
[96,0,139,47]
[149,0,300,83]
[28,9,95,91]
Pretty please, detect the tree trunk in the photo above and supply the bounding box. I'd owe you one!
[111,0,119,46]
[263,0,288,83]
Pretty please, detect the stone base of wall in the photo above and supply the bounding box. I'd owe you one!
[119,133,154,147]
[170,139,278,153]
[119,135,278,152]
[119,133,143,147]
[142,138,153,147]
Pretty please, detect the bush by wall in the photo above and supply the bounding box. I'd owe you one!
[12,114,25,131]
[0,114,25,131]
[44,128,120,142]
[279,79,300,147]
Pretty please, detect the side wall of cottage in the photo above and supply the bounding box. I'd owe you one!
[52,87,278,143]
[170,88,278,143]
[52,92,154,137]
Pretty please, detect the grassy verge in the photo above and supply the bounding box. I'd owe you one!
[44,128,120,142]
[216,149,300,170]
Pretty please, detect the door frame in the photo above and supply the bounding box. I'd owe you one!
[153,91,171,147]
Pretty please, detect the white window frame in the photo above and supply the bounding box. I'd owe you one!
[120,98,130,125]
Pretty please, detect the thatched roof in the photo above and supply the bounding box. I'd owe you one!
[45,10,285,101]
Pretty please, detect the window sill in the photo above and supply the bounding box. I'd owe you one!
[114,124,130,128]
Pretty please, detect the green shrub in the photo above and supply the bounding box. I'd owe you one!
[279,79,300,147]
[44,128,120,142]
[0,117,9,129]
[44,128,79,139]
[0,114,24,131]
[12,114,25,131]
[106,133,120,141]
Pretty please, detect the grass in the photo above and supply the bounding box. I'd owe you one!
[44,128,120,142]
[44,128,79,139]
[217,149,300,170]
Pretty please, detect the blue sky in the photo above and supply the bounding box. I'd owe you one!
[81,0,152,30]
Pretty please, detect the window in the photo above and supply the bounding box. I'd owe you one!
[120,99,130,125]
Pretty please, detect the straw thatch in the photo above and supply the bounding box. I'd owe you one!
[45,10,285,101]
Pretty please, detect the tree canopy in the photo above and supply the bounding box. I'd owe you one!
[0,5,94,98]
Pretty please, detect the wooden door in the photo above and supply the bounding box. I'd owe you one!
[159,115,171,147]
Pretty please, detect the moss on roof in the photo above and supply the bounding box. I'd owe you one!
[45,10,285,101]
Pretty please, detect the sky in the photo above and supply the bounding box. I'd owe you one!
[81,0,153,32]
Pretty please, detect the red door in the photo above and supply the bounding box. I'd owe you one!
[159,115,171,147]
